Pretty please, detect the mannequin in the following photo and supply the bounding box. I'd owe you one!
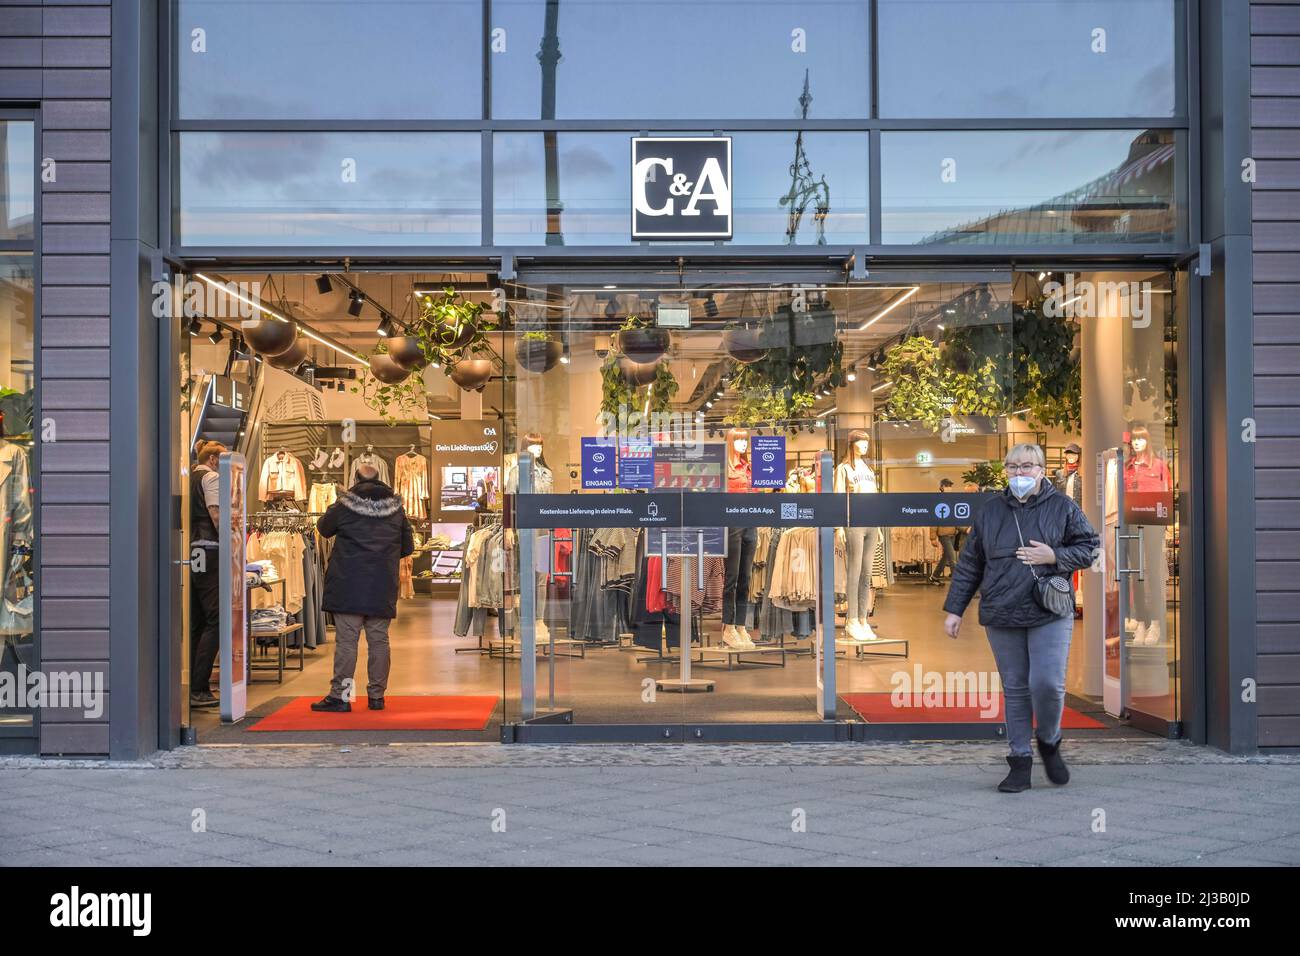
[722,428,758,649]
[1124,426,1170,646]
[505,433,555,642]
[1052,442,1083,506]
[834,429,879,642]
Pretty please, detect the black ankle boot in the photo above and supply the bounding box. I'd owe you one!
[1036,736,1070,785]
[997,755,1033,793]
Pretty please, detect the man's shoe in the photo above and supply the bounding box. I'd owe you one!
[1036,736,1070,785]
[997,755,1033,793]
[190,690,218,709]
[310,696,351,713]
[368,697,385,711]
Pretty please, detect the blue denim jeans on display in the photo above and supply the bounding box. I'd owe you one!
[984,616,1075,757]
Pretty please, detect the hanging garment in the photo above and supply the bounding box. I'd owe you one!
[260,451,307,501]
[664,556,724,615]
[394,452,430,519]
[247,530,306,614]
[504,453,554,494]
[308,481,338,515]
[0,440,33,638]
[349,451,390,486]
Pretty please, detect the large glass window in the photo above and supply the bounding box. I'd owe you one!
[175,132,483,247]
[880,129,1180,245]
[491,0,871,119]
[175,0,483,119]
[1,120,34,241]
[494,131,868,245]
[0,118,35,735]
[877,0,1177,118]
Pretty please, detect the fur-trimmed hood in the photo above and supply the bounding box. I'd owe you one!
[339,478,403,517]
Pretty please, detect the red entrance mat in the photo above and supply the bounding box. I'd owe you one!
[840,693,1105,728]
[249,695,499,732]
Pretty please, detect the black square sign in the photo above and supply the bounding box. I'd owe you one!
[631,136,733,240]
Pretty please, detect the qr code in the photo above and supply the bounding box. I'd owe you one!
[781,502,799,520]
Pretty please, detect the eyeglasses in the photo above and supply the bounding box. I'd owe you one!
[1003,462,1041,473]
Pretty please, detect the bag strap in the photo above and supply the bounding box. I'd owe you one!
[1010,509,1044,582]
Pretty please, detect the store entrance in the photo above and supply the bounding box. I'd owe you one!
[162,265,1184,744]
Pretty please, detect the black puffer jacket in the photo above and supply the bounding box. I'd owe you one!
[943,480,1099,628]
[318,478,415,619]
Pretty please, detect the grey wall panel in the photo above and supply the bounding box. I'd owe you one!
[0,68,40,96]
[0,8,42,35]
[42,68,108,98]
[1253,344,1300,370]
[40,347,109,376]
[42,130,108,160]
[1254,35,1300,65]
[1254,406,1300,434]
[1251,96,1300,125]
[1254,5,1300,36]
[1258,624,1299,653]
[1252,188,1300,218]
[40,599,109,630]
[41,38,109,68]
[42,567,109,597]
[1255,376,1300,404]
[41,162,110,191]
[42,409,110,439]
[42,6,111,37]
[1255,467,1300,495]
[1254,313,1300,339]
[40,504,109,534]
[1257,560,1300,588]
[1259,685,1300,714]
[1259,653,1300,682]
[40,377,108,408]
[0,39,41,68]
[40,315,109,345]
[40,192,108,222]
[42,99,109,129]
[40,724,109,755]
[1257,500,1300,527]
[1257,529,1300,559]
[42,223,108,253]
[41,699,109,724]
[40,473,109,503]
[39,535,109,565]
[41,255,109,285]
[39,441,109,472]
[1258,592,1300,622]
[40,629,109,660]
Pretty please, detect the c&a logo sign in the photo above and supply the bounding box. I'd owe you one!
[631,136,732,240]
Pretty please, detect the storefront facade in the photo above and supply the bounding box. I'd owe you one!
[0,0,1285,757]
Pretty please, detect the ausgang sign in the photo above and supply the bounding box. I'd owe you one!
[631,136,733,240]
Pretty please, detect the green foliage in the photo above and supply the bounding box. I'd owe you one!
[521,330,553,342]
[619,313,653,332]
[962,460,1007,490]
[880,336,950,431]
[1012,299,1080,433]
[725,302,843,430]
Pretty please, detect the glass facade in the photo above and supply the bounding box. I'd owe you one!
[0,119,35,735]
[161,1,1195,743]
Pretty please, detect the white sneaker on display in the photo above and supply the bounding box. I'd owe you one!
[722,625,745,649]
[844,619,861,641]
[1125,617,1138,633]
[737,626,755,648]
[1132,622,1149,644]
[857,621,880,642]
[535,620,551,644]
[1143,621,1161,645]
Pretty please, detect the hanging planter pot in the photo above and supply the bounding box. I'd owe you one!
[385,335,427,371]
[515,338,562,374]
[448,357,494,391]
[429,313,476,351]
[723,327,770,364]
[615,327,670,363]
[241,318,297,357]
[266,336,309,370]
[369,352,412,385]
[619,357,660,387]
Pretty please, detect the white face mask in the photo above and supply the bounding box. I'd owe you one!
[1009,475,1037,500]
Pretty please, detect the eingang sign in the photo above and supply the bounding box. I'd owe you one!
[631,136,733,240]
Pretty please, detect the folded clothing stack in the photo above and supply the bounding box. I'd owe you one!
[248,559,280,584]
[250,605,289,634]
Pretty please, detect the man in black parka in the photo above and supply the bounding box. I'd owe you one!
[311,463,414,713]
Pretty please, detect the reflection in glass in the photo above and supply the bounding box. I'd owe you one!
[878,0,1176,118]
[0,122,34,241]
[494,131,868,245]
[492,0,870,119]
[176,132,483,246]
[0,255,35,728]
[880,130,1180,245]
[175,0,482,119]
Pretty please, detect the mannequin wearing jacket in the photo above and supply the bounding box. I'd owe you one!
[505,433,554,643]
[835,429,880,642]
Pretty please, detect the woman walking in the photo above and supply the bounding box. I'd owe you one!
[942,443,1100,792]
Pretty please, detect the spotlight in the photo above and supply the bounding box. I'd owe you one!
[847,370,857,382]
[376,313,395,337]
[705,293,719,318]
[316,274,333,295]
[715,389,723,398]
[208,326,224,345]
[348,291,364,317]
[705,401,713,409]
[559,341,571,365]
[186,316,202,336]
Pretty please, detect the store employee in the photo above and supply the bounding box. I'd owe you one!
[190,441,227,710]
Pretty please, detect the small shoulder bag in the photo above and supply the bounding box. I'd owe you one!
[1011,510,1074,618]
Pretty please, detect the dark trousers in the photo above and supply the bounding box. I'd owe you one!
[723,527,758,625]
[932,534,958,579]
[190,555,221,694]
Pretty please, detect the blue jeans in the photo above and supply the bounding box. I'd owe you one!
[985,616,1074,757]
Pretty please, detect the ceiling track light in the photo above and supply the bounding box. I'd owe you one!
[186,316,202,336]
[605,297,618,320]
[705,293,719,318]
[315,274,333,295]
[376,313,395,337]
[348,291,365,317]
[208,326,224,344]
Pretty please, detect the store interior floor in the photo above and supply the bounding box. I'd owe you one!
[190,579,1132,744]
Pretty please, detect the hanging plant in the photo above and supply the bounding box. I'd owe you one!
[725,301,843,429]
[599,319,678,419]
[413,286,500,369]
[879,335,951,431]
[515,330,563,373]
[353,344,428,425]
[614,313,671,363]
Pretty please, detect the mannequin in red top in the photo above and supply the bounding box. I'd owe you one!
[1123,426,1170,492]
[722,428,758,648]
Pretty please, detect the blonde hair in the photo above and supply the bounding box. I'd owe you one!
[1004,442,1045,468]
[195,440,228,463]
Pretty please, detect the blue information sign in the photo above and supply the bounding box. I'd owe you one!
[581,437,617,489]
[750,436,786,488]
[618,439,655,489]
